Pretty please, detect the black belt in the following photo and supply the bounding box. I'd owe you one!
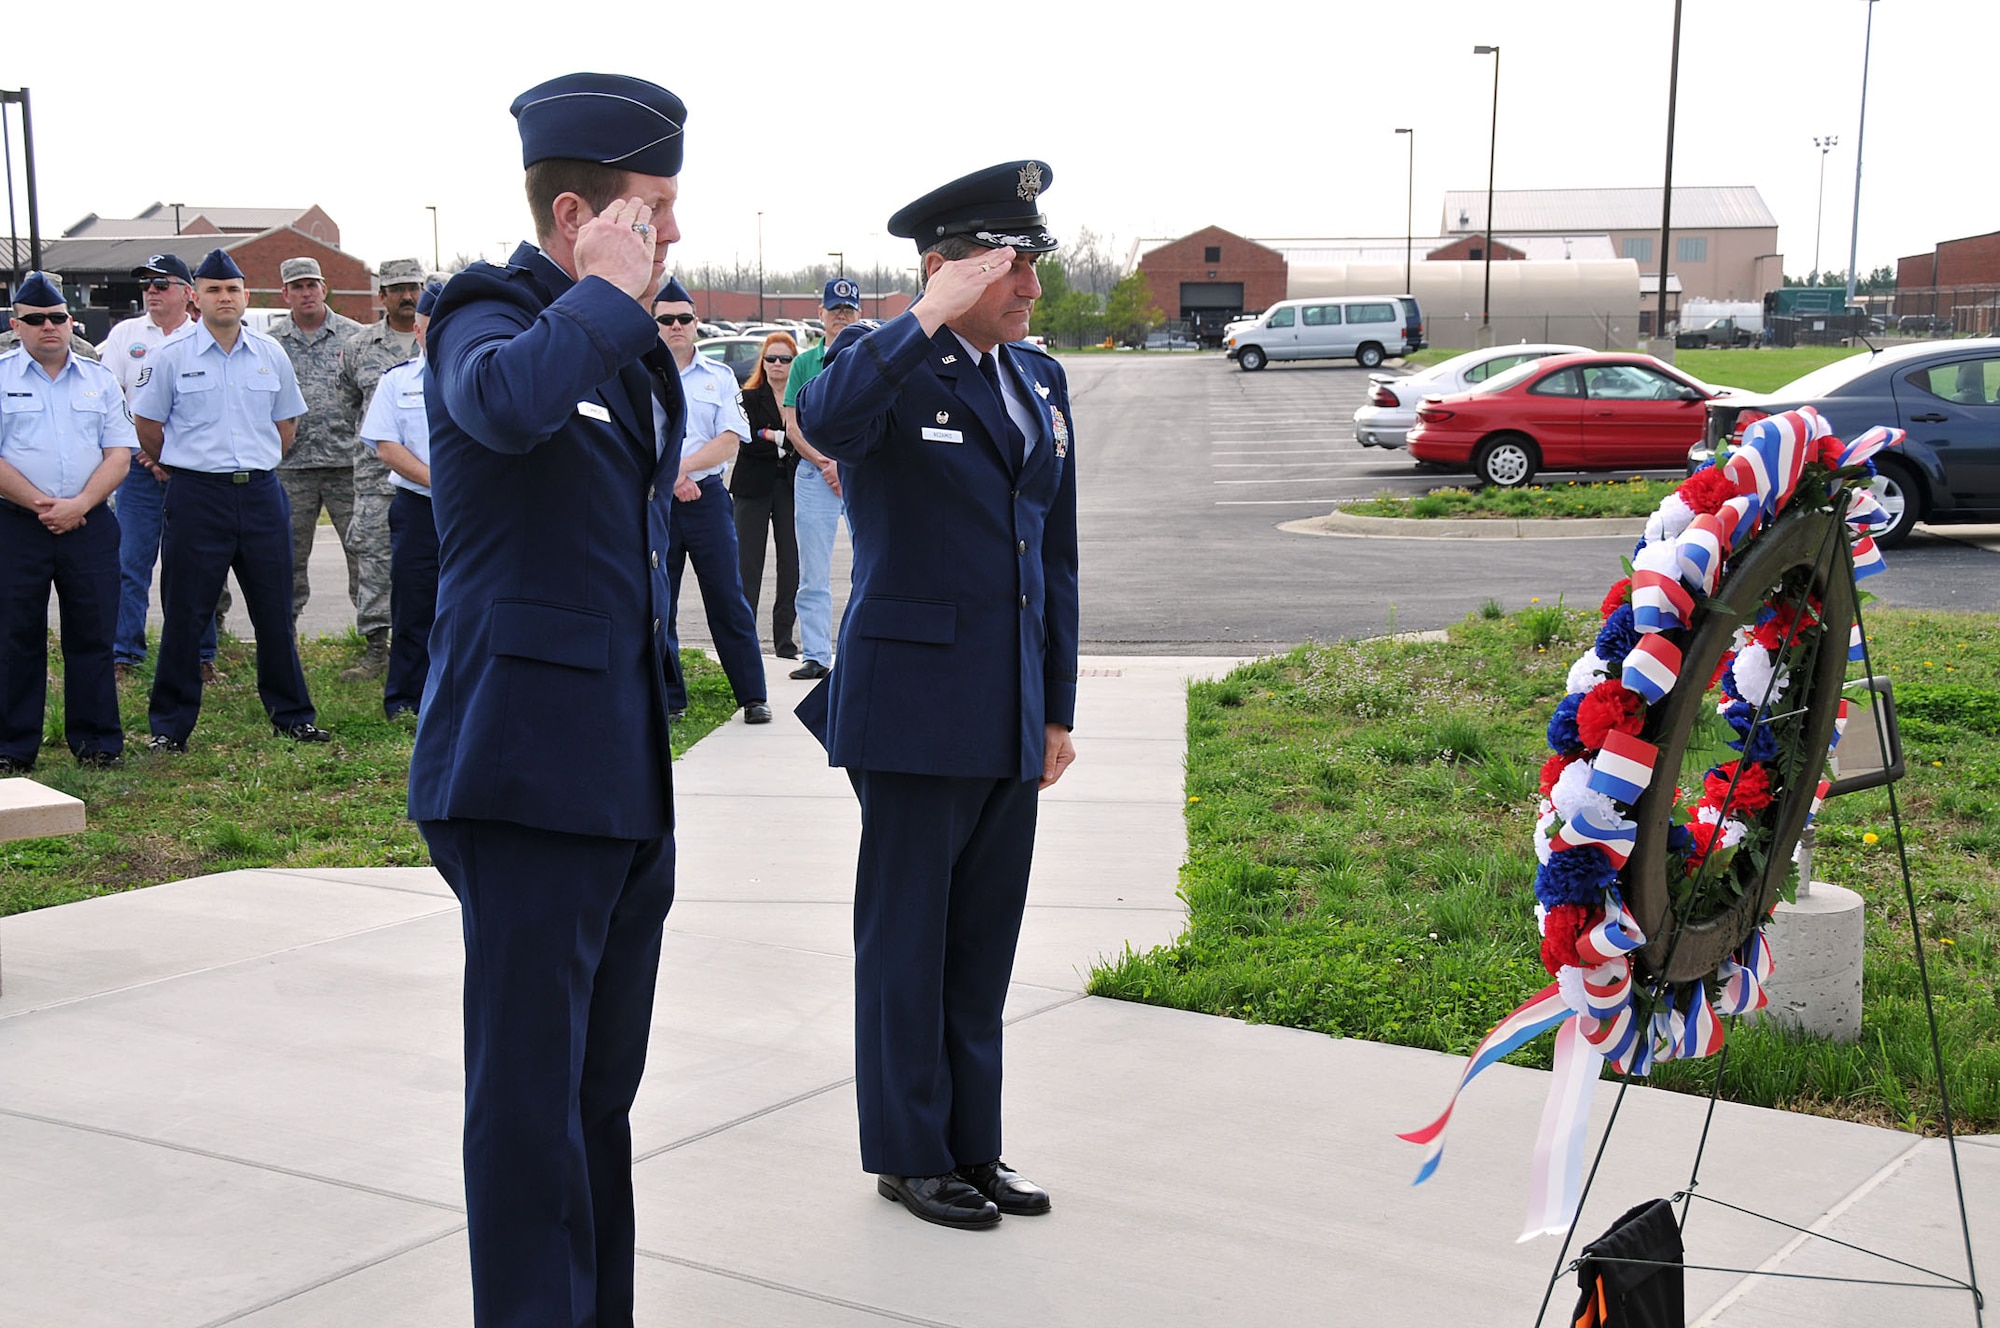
[166,467,271,484]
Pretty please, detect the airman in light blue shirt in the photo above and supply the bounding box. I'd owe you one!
[130,322,307,472]
[359,356,432,496]
[0,342,137,500]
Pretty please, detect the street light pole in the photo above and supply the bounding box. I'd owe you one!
[757,211,765,322]
[1845,0,1879,312]
[828,250,844,281]
[425,205,440,270]
[1473,46,1500,335]
[1655,0,1685,346]
[1395,128,1414,293]
[0,88,43,276]
[1812,135,1837,281]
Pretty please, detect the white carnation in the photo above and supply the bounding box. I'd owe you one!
[1643,494,1697,545]
[1552,759,1618,827]
[1535,801,1559,865]
[1731,648,1789,707]
[1556,964,1591,1015]
[1632,540,1682,578]
[1567,649,1611,695]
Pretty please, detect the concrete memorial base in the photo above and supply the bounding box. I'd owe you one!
[1754,879,1866,1043]
[0,778,89,997]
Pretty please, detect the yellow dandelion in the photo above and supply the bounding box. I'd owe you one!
[1933,760,1944,768]
[1940,938,1956,947]
[1187,795,1201,804]
[1530,597,1541,603]
[1862,832,1879,845]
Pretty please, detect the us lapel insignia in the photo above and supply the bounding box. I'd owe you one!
[940,354,958,365]
[935,411,950,424]
[1051,406,1069,457]
[1034,382,1050,399]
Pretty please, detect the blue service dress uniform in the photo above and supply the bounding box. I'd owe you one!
[129,323,318,745]
[796,308,1079,1177]
[0,347,134,766]
[358,355,436,717]
[413,242,684,1328]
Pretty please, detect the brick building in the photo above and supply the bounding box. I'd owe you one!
[1895,229,2000,334]
[1133,226,1289,341]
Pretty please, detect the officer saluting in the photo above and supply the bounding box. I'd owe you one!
[795,161,1079,1229]
[131,249,328,752]
[413,72,685,1326]
[0,272,134,772]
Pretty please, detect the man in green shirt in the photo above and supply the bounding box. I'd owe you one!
[780,277,861,678]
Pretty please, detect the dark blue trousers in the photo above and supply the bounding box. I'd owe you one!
[421,817,676,1328]
[849,769,1040,1177]
[147,470,315,743]
[0,500,123,765]
[664,475,766,709]
[113,457,221,665]
[385,489,437,717]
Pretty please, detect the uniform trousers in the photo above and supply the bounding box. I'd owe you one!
[731,465,798,657]
[849,768,1040,1177]
[113,458,222,665]
[277,463,371,631]
[792,464,847,667]
[0,500,123,765]
[664,475,766,710]
[385,489,437,717]
[421,817,676,1328]
[148,470,316,743]
[349,469,395,638]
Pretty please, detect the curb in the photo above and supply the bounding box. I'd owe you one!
[1282,511,1649,542]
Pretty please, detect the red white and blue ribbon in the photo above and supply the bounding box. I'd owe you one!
[1852,532,1886,580]
[1631,569,1695,633]
[1622,635,1683,705]
[1552,809,1637,868]
[1398,983,1576,1186]
[1841,424,1899,469]
[1519,1018,1604,1241]
[1588,731,1659,805]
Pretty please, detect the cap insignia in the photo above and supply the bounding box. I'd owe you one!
[1017,162,1045,202]
[936,411,950,425]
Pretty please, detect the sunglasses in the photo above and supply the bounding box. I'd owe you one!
[656,313,697,326]
[763,354,794,364]
[17,312,71,326]
[140,277,185,292]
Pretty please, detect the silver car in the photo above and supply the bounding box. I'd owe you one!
[1353,343,1590,448]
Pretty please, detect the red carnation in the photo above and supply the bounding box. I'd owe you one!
[1539,751,1578,797]
[1540,903,1592,974]
[1684,819,1724,868]
[1600,578,1632,618]
[1819,436,1847,469]
[1577,678,1646,750]
[1703,760,1773,813]
[1677,466,1739,515]
[1708,650,1735,692]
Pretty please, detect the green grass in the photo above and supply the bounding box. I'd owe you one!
[1089,608,2000,1132]
[0,634,738,917]
[1341,478,1676,520]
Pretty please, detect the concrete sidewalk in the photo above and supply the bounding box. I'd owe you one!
[1,657,1991,1326]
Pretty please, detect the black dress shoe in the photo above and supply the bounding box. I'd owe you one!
[789,659,830,681]
[668,707,686,722]
[774,644,799,660]
[76,751,124,770]
[0,754,34,774]
[957,1160,1051,1215]
[743,702,772,724]
[147,734,187,754]
[877,1173,1000,1230]
[275,722,333,744]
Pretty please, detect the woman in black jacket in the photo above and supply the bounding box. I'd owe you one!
[730,331,801,658]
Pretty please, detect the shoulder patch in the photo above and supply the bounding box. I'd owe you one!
[135,366,152,388]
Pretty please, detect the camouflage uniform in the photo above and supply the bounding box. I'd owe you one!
[337,319,420,600]
[270,307,391,640]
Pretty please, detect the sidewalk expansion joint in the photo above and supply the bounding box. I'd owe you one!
[194,1223,467,1328]
[0,1104,466,1214]
[632,1248,967,1328]
[267,868,452,899]
[0,907,459,1021]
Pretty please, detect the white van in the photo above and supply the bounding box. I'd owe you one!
[1225,295,1425,371]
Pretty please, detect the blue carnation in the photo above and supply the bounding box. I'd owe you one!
[1667,823,1694,855]
[1718,662,1742,702]
[1595,606,1640,667]
[1548,692,1585,753]
[1534,843,1620,908]
[1723,701,1779,762]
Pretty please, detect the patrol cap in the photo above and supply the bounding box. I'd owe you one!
[193,249,246,282]
[887,160,1058,255]
[280,257,326,284]
[655,276,693,306]
[132,253,194,284]
[377,257,426,288]
[12,271,64,307]
[416,279,446,318]
[822,277,861,310]
[510,73,688,178]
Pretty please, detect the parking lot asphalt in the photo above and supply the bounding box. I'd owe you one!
[113,354,1999,653]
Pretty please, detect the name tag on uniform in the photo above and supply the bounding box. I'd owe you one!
[921,427,964,444]
[577,401,611,422]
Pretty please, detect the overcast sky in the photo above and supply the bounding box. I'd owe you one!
[4,0,1987,287]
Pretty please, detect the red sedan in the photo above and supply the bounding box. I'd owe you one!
[1406,353,1720,487]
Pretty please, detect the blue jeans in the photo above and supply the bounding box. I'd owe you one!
[114,459,218,665]
[793,463,848,667]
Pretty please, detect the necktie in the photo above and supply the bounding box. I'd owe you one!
[977,353,1028,465]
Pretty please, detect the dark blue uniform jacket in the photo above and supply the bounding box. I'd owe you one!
[410,244,683,839]
[795,309,1079,783]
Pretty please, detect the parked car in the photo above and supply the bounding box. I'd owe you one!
[1687,338,2000,547]
[695,335,769,384]
[1224,294,1425,371]
[1896,313,1951,336]
[1353,343,1589,448]
[1407,352,1720,487]
[1675,316,1756,349]
[1143,329,1200,351]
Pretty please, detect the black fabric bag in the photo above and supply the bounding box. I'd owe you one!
[1570,1198,1684,1328]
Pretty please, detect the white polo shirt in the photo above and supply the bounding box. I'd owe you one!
[98,312,201,402]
